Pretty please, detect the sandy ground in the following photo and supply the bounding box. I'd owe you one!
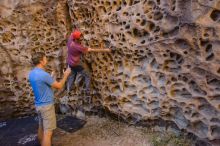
[53,116,153,146]
[0,115,193,146]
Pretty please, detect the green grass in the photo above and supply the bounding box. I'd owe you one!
[150,132,192,146]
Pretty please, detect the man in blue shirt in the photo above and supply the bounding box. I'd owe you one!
[29,52,71,146]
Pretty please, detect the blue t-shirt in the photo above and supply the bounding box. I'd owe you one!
[29,67,55,107]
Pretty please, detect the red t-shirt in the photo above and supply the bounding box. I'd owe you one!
[67,37,88,66]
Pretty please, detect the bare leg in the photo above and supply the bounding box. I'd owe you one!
[42,130,53,146]
[38,125,43,145]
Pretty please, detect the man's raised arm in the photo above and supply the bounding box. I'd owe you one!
[87,48,111,52]
[51,68,71,89]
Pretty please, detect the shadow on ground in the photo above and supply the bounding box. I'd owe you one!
[0,116,85,146]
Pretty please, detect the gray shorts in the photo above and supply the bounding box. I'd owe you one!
[36,104,57,131]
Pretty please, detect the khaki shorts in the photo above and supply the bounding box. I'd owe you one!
[36,104,57,131]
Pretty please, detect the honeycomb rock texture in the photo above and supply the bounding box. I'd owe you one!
[1,0,220,145]
[67,0,220,144]
[0,0,71,119]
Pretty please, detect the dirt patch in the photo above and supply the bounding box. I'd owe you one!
[0,115,193,146]
[53,116,193,146]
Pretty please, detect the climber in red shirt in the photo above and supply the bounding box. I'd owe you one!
[66,30,111,94]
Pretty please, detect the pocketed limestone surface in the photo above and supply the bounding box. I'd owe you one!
[0,0,220,144]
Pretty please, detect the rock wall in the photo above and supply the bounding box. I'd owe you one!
[0,0,220,145]
[0,0,70,119]
[67,0,220,144]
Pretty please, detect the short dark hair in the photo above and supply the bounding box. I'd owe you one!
[31,52,45,66]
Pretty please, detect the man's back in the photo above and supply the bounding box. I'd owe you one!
[29,67,54,106]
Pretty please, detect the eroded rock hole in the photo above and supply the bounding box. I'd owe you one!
[210,9,220,21]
